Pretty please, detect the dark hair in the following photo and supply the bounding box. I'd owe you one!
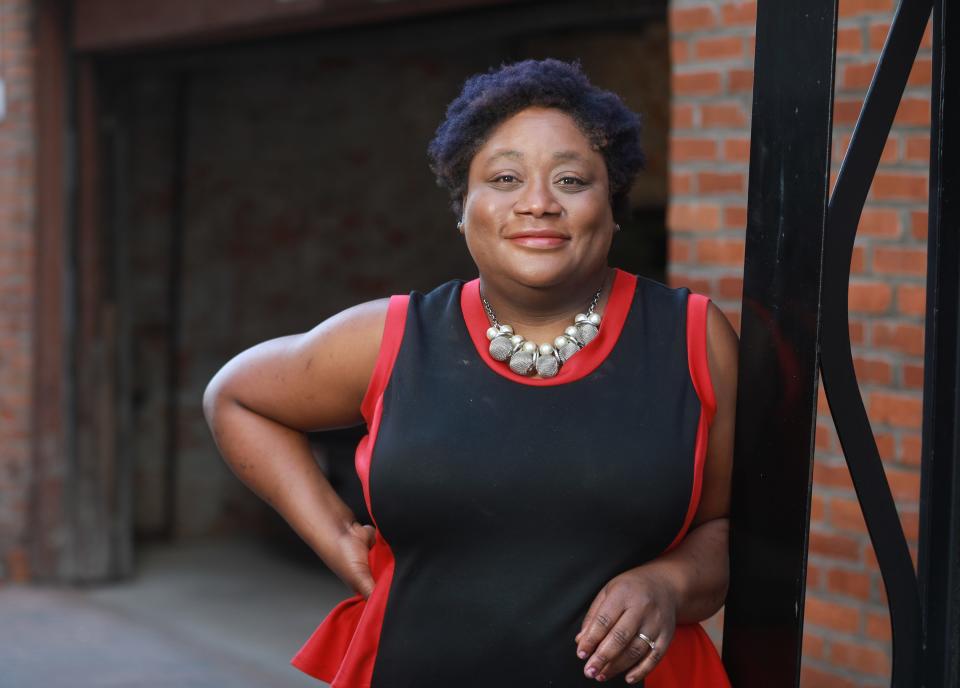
[426,58,645,222]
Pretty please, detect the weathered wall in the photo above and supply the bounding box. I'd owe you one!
[668,0,931,685]
[0,0,36,582]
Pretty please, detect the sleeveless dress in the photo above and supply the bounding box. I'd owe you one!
[291,268,731,687]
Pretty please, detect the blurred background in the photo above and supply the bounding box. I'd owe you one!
[0,0,932,686]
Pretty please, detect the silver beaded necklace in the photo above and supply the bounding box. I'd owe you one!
[481,284,604,378]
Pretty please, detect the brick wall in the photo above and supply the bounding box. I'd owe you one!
[668,0,930,685]
[0,0,36,582]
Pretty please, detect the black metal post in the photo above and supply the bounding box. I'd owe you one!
[918,1,960,685]
[720,1,837,685]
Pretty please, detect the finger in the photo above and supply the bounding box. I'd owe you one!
[576,602,624,667]
[582,612,642,681]
[575,589,608,646]
[361,523,377,548]
[624,629,672,685]
[597,628,655,681]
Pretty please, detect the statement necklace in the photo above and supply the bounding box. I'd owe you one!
[482,284,603,378]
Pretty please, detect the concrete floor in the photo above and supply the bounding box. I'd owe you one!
[0,537,350,688]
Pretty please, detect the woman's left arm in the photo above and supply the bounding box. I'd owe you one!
[575,300,740,684]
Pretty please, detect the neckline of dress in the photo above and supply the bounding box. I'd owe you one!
[459,267,637,386]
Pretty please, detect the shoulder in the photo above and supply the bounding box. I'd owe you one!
[703,300,739,413]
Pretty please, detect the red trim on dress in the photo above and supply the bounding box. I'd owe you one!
[647,292,730,688]
[460,268,637,386]
[664,292,717,553]
[290,294,409,688]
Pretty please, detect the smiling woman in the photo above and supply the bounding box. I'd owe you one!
[203,58,737,687]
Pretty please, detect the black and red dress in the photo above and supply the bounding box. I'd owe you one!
[291,267,731,687]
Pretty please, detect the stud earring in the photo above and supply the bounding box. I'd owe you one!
[614,223,621,232]
[457,218,465,233]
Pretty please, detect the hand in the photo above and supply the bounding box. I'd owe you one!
[575,566,678,684]
[336,521,377,599]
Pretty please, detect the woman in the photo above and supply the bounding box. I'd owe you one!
[203,58,738,686]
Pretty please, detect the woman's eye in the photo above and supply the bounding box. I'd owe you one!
[557,176,586,186]
[492,174,519,183]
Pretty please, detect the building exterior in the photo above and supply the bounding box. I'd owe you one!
[0,0,933,685]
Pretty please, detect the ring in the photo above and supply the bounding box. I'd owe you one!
[636,632,656,652]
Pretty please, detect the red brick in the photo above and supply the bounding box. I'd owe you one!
[815,423,835,451]
[872,321,925,356]
[886,466,921,502]
[670,5,717,33]
[723,205,747,229]
[830,639,891,676]
[842,61,877,90]
[900,508,920,541]
[839,0,893,17]
[667,203,721,231]
[827,567,872,600]
[668,237,691,264]
[672,103,695,129]
[857,208,901,238]
[908,58,933,87]
[696,238,745,265]
[900,433,922,466]
[701,102,749,128]
[876,432,896,461]
[873,246,927,276]
[800,666,858,688]
[871,172,928,201]
[894,97,930,126]
[723,137,751,162]
[865,610,891,641]
[693,36,743,61]
[673,70,723,96]
[672,39,690,64]
[805,594,861,631]
[809,531,861,561]
[831,496,867,534]
[837,26,864,54]
[868,22,888,50]
[903,362,924,388]
[728,68,753,92]
[802,631,826,661]
[720,1,756,25]
[718,276,743,299]
[897,284,926,317]
[834,98,864,125]
[910,210,928,239]
[848,281,892,314]
[853,355,892,384]
[670,171,694,195]
[697,171,745,194]
[811,493,827,522]
[904,135,930,162]
[851,246,867,274]
[868,391,923,429]
[670,137,718,161]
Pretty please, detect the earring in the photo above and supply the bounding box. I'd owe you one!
[614,223,621,232]
[457,218,465,233]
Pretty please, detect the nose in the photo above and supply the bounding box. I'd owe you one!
[514,175,562,217]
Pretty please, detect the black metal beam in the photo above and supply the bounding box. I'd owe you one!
[819,1,930,684]
[918,0,960,685]
[720,1,837,685]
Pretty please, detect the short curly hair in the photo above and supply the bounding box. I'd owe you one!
[427,58,645,222]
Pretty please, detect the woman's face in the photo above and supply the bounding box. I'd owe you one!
[461,106,615,290]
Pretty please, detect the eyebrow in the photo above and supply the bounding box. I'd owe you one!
[485,149,588,163]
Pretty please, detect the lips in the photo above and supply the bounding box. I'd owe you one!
[506,229,570,248]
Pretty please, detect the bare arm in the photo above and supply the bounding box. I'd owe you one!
[575,300,739,683]
[202,298,390,597]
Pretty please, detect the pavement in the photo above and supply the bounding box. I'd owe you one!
[0,537,351,688]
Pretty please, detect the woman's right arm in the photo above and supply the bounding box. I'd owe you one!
[202,298,390,598]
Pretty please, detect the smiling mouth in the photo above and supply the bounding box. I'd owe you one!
[507,235,569,248]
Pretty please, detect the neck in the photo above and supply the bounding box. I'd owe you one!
[478,266,614,342]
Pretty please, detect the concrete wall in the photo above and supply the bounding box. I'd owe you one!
[668,0,931,685]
